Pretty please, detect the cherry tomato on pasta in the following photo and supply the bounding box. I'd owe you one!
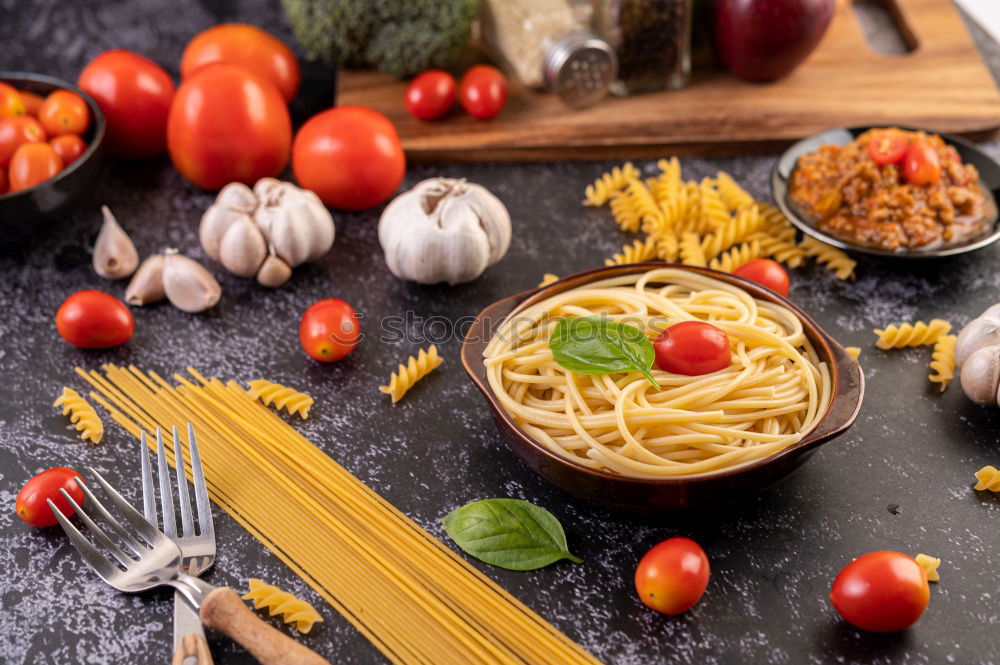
[50,134,87,166]
[867,130,907,166]
[78,50,176,158]
[653,321,731,376]
[458,65,507,120]
[0,115,46,167]
[405,70,456,121]
[830,551,930,632]
[733,259,790,297]
[181,23,300,103]
[8,142,62,192]
[902,139,941,186]
[0,82,25,117]
[16,468,84,528]
[299,299,360,362]
[38,90,90,137]
[55,290,134,349]
[635,538,710,615]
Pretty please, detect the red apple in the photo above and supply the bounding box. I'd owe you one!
[714,0,836,81]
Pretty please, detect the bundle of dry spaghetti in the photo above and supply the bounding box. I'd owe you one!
[76,364,600,665]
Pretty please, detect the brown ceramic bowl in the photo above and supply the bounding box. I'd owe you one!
[461,263,864,513]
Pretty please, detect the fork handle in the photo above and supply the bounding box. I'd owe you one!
[172,633,214,665]
[200,588,330,665]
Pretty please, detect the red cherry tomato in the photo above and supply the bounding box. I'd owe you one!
[902,139,942,186]
[16,468,84,528]
[653,321,731,376]
[0,115,46,167]
[8,143,62,192]
[0,82,26,117]
[830,551,930,632]
[181,23,300,103]
[19,90,45,117]
[55,290,134,349]
[50,134,87,166]
[292,106,405,210]
[78,50,176,159]
[299,299,360,362]
[405,70,456,121]
[168,63,291,190]
[733,258,791,297]
[867,130,908,166]
[38,91,90,137]
[458,65,507,120]
[635,538,710,615]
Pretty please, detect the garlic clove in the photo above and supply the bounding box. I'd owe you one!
[124,254,166,305]
[959,344,1000,406]
[218,215,268,278]
[215,182,257,213]
[256,254,292,288]
[253,177,286,206]
[93,205,139,279]
[257,187,335,267]
[955,313,1000,368]
[162,248,221,313]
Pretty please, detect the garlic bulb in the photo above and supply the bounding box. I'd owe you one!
[955,304,1000,367]
[124,254,166,305]
[378,178,511,285]
[200,179,334,288]
[162,249,221,313]
[960,344,1000,406]
[93,206,139,279]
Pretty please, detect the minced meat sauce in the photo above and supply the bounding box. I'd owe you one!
[789,130,989,251]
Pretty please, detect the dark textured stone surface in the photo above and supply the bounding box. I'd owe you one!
[2,2,1000,664]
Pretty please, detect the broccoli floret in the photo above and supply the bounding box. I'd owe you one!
[282,0,478,78]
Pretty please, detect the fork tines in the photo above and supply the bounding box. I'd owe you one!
[140,423,213,540]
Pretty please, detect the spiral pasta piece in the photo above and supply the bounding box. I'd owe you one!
[655,231,679,262]
[716,171,755,211]
[913,554,941,582]
[845,346,861,360]
[246,380,314,419]
[928,334,957,391]
[701,205,763,259]
[609,191,641,232]
[758,203,796,238]
[799,237,856,280]
[708,240,762,273]
[678,231,707,267]
[746,231,805,268]
[583,162,640,206]
[973,465,1000,492]
[379,345,443,403]
[605,237,658,266]
[625,179,665,231]
[538,273,560,288]
[53,387,103,443]
[697,178,731,235]
[242,578,323,633]
[873,319,952,350]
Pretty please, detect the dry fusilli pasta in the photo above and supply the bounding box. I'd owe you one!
[747,231,805,268]
[583,162,639,206]
[873,319,952,350]
[242,578,323,633]
[606,237,658,266]
[845,346,861,360]
[379,345,443,403]
[913,554,941,582]
[679,232,707,267]
[708,240,762,273]
[246,380,314,419]
[609,191,642,232]
[716,171,755,211]
[655,231,679,262]
[799,237,856,280]
[928,334,957,391]
[973,465,1000,492]
[701,205,763,259]
[697,178,730,235]
[538,273,559,288]
[54,387,103,443]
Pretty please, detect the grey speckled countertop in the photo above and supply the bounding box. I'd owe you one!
[2,2,1000,665]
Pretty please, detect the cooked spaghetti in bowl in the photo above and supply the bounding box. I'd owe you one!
[462,265,863,510]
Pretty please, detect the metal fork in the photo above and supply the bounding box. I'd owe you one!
[140,425,215,665]
[48,471,330,665]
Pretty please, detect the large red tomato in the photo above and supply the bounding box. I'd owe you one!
[78,50,176,159]
[168,64,291,190]
[181,23,300,103]
[292,106,405,210]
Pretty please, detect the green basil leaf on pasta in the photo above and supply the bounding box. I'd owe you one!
[442,499,582,571]
[549,316,660,389]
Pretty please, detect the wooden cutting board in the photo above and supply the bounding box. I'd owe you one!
[338,0,1000,162]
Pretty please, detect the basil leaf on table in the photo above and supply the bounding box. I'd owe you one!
[549,316,660,389]
[442,499,582,571]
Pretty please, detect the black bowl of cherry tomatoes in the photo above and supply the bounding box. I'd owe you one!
[0,72,106,250]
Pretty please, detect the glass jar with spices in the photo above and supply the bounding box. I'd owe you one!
[480,0,619,108]
[596,0,693,95]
